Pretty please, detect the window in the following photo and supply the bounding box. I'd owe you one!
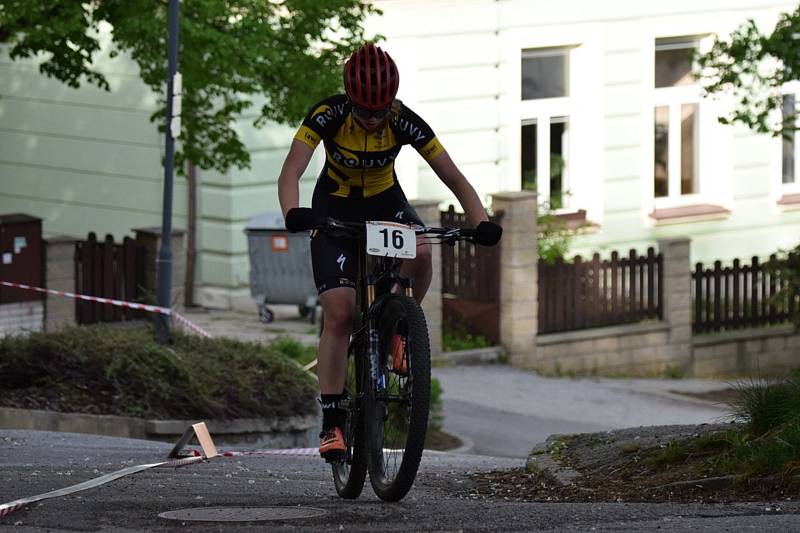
[653,37,700,200]
[778,92,800,205]
[522,49,568,100]
[520,47,572,209]
[655,42,694,88]
[521,118,569,208]
[782,94,797,186]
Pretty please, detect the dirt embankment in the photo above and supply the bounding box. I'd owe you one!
[470,423,800,504]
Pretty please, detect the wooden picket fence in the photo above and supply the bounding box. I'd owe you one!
[538,248,663,334]
[74,233,147,324]
[693,253,798,333]
[440,206,503,344]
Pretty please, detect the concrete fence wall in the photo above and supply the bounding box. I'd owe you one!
[0,301,43,337]
[134,228,186,314]
[692,326,800,377]
[412,200,443,358]
[490,194,800,378]
[493,191,539,367]
[536,322,673,376]
[44,236,77,332]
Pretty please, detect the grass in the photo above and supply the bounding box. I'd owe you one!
[651,369,800,479]
[268,336,317,367]
[664,365,686,379]
[443,328,492,352]
[548,436,571,460]
[0,325,318,420]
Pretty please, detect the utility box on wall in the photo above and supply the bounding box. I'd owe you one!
[0,214,44,337]
[0,214,43,302]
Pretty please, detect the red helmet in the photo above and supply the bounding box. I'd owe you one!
[343,43,399,110]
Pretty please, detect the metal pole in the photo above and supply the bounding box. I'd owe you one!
[155,0,180,342]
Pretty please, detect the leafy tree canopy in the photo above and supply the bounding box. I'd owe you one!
[0,0,378,173]
[696,4,800,137]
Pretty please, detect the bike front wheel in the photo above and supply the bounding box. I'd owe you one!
[332,336,368,498]
[366,294,431,502]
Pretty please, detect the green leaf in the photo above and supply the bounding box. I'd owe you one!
[1,0,378,174]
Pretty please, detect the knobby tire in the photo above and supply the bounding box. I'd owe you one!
[366,294,431,502]
[332,335,368,498]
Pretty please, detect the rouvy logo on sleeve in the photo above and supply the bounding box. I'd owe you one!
[314,103,347,127]
[397,117,427,143]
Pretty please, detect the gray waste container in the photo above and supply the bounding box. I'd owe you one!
[244,211,318,324]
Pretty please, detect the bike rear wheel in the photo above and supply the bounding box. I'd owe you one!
[366,294,431,502]
[332,336,368,498]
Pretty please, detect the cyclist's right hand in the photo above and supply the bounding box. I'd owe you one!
[285,207,318,232]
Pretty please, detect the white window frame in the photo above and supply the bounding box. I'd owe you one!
[639,19,735,224]
[520,95,574,210]
[501,24,603,222]
[652,84,703,207]
[651,38,706,210]
[776,83,800,197]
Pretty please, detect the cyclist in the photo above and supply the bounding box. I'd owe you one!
[277,43,502,461]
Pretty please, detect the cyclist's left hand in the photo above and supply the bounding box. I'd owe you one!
[474,221,502,246]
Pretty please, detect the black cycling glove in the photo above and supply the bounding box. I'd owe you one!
[285,207,318,233]
[474,221,502,246]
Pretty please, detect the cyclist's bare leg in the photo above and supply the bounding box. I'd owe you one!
[399,236,432,304]
[317,287,356,394]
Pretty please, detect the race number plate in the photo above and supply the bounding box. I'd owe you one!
[366,221,416,259]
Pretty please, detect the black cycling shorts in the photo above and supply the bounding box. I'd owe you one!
[310,183,423,294]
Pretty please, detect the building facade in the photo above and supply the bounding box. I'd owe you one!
[1,0,798,309]
[370,0,800,263]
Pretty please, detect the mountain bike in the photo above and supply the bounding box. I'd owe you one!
[315,217,478,502]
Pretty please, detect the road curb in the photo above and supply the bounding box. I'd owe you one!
[0,407,319,449]
[617,387,732,410]
[525,434,581,486]
[433,346,504,366]
[444,432,475,455]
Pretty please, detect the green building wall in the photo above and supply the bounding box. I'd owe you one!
[0,40,318,311]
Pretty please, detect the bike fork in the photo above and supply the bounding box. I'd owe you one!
[367,316,384,393]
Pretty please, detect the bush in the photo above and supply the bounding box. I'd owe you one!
[0,325,318,420]
[429,377,444,431]
[766,244,800,328]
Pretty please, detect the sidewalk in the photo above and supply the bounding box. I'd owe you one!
[180,304,319,346]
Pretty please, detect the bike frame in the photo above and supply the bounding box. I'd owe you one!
[357,243,413,400]
[320,219,474,466]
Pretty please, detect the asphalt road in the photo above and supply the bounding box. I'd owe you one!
[434,365,730,458]
[2,430,800,532]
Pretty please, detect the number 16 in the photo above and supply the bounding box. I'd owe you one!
[379,228,405,249]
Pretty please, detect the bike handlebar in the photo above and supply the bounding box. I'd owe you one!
[313,217,477,244]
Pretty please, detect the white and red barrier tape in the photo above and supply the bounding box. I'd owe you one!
[0,455,205,519]
[0,281,212,338]
[222,448,318,457]
[0,449,320,518]
[0,419,320,519]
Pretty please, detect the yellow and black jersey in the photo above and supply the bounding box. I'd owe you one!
[294,94,445,198]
